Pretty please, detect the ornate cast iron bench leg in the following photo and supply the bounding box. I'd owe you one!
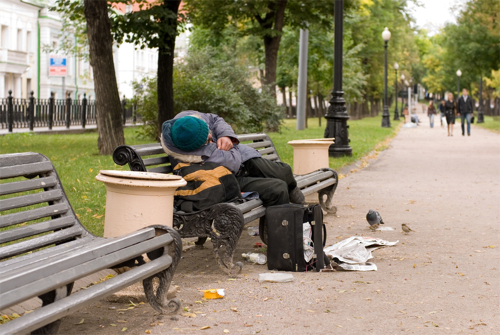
[318,169,339,214]
[142,226,183,314]
[173,204,245,277]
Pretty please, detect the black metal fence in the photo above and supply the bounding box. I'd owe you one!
[0,90,139,132]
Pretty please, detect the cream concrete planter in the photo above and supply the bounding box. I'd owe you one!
[287,138,334,175]
[96,170,186,238]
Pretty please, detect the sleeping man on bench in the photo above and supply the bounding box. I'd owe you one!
[161,111,305,207]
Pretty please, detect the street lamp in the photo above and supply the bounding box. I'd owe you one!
[456,69,462,102]
[324,0,352,157]
[393,62,400,121]
[381,27,391,128]
[478,75,484,123]
[401,73,405,106]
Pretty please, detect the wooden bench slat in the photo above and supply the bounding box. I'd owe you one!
[0,176,58,196]
[0,236,93,271]
[243,207,266,224]
[233,199,264,214]
[295,170,324,182]
[258,147,277,155]
[0,216,77,244]
[262,154,279,161]
[0,203,70,228]
[237,133,268,142]
[0,225,84,261]
[0,189,64,212]
[0,254,173,335]
[142,156,170,167]
[244,140,272,149]
[0,152,46,168]
[0,161,54,179]
[301,178,337,197]
[0,228,156,291]
[147,165,173,174]
[0,233,173,310]
[135,146,164,157]
[296,171,335,189]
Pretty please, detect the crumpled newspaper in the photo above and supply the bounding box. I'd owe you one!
[324,236,398,271]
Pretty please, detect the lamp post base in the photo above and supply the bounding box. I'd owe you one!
[477,111,484,123]
[381,106,391,127]
[324,90,352,157]
[394,107,400,121]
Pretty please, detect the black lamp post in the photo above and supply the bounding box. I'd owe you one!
[401,73,406,107]
[393,62,400,121]
[324,0,352,157]
[456,69,462,102]
[477,75,484,123]
[381,27,391,128]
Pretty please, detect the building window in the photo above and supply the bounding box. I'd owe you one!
[1,26,8,49]
[17,29,23,51]
[26,31,31,52]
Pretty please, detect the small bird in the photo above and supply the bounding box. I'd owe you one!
[401,223,413,234]
[366,209,384,230]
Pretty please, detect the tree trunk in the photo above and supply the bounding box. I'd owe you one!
[288,89,293,118]
[84,0,124,155]
[280,86,287,109]
[156,0,181,139]
[315,94,322,126]
[259,0,287,98]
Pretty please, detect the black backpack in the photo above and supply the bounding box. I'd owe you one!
[265,204,329,272]
[173,162,241,212]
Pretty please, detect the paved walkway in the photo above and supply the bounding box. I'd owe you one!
[47,112,500,333]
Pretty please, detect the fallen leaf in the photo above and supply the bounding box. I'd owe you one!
[336,325,343,328]
[200,326,211,330]
[110,324,117,327]
[458,273,465,276]
[230,307,238,312]
[354,281,364,284]
[182,313,197,318]
[76,319,84,325]
[488,245,496,249]
[428,311,438,314]
[413,264,417,268]
[223,330,230,334]
[263,297,268,301]
[306,310,315,313]
[339,290,346,293]
[121,327,128,331]
[145,330,151,334]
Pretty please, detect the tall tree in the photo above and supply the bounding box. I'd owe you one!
[84,0,124,154]
[111,0,182,137]
[185,0,338,97]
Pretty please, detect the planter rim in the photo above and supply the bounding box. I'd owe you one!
[96,172,186,188]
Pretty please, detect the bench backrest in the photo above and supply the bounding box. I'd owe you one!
[0,153,88,261]
[113,133,280,174]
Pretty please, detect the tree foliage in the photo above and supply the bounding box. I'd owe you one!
[132,47,284,140]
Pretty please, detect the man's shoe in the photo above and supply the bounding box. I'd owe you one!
[289,187,305,204]
[468,133,470,136]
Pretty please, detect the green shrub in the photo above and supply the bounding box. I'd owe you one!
[131,47,283,140]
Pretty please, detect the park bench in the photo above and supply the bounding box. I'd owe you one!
[0,152,182,335]
[113,133,339,276]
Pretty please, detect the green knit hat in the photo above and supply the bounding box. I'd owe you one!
[171,116,209,151]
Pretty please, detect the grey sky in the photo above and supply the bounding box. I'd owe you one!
[406,0,463,35]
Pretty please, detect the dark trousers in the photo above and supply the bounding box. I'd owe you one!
[461,113,472,135]
[236,158,297,207]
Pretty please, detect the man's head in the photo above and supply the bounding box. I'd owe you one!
[462,88,468,96]
[441,100,445,105]
[170,116,210,151]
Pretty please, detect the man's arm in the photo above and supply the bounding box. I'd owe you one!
[457,98,461,114]
[203,144,242,174]
[207,114,239,144]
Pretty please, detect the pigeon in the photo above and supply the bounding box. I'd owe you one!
[401,223,413,234]
[366,209,384,230]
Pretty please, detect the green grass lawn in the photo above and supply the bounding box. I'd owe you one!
[1,114,400,236]
[472,115,500,133]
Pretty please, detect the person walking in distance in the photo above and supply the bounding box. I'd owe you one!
[438,100,446,127]
[457,88,474,136]
[427,100,437,128]
[444,93,456,136]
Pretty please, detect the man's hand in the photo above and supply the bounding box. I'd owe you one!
[217,136,234,151]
